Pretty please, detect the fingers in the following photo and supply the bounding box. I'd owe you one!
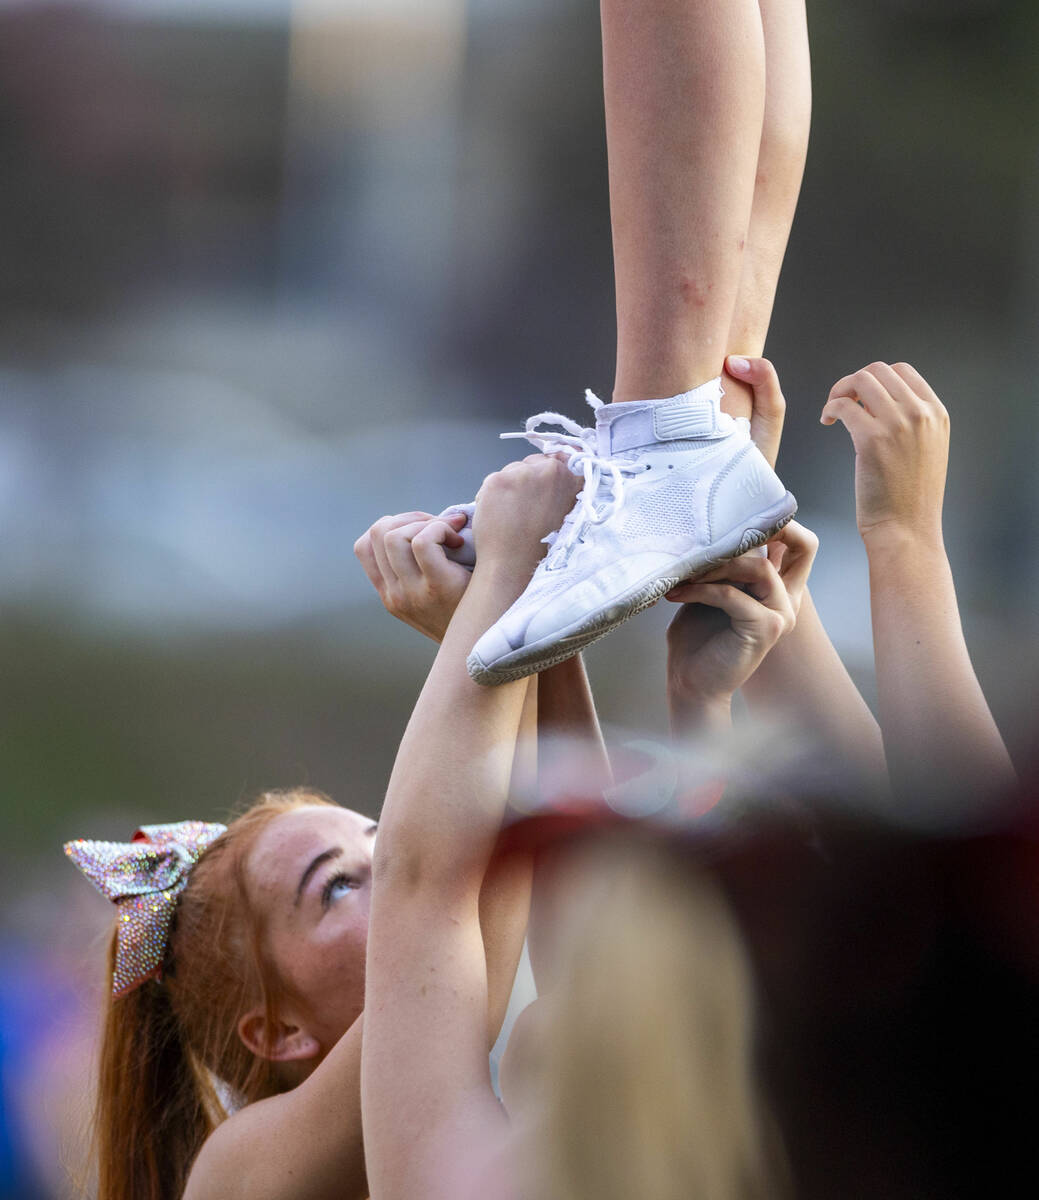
[667,581,792,642]
[369,511,434,584]
[475,454,582,562]
[441,512,467,547]
[767,520,818,603]
[824,364,899,425]
[822,361,948,433]
[524,451,570,467]
[353,511,438,587]
[861,360,920,407]
[410,519,468,583]
[668,557,793,632]
[725,355,785,417]
[681,553,782,599]
[436,507,472,549]
[863,362,947,429]
[667,520,817,620]
[890,361,949,423]
[889,361,943,408]
[726,355,786,469]
[384,512,468,583]
[489,454,574,480]
[382,520,431,582]
[355,509,472,640]
[819,393,874,440]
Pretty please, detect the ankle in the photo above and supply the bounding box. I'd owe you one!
[611,364,725,406]
[719,375,753,422]
[606,376,724,410]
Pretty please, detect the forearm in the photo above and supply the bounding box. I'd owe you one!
[526,656,612,988]
[537,655,612,794]
[480,681,536,1039]
[867,534,1015,805]
[374,561,531,896]
[742,589,887,785]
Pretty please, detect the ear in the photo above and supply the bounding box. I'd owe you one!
[237,1009,321,1063]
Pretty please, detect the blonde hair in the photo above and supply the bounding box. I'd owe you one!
[532,830,787,1200]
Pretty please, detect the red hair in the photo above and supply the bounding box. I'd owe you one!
[93,788,338,1200]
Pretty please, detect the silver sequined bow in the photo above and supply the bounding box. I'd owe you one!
[64,820,227,996]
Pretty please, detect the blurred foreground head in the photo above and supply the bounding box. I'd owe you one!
[509,828,788,1200]
[500,771,1039,1200]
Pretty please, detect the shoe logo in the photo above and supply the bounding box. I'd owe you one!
[738,460,764,498]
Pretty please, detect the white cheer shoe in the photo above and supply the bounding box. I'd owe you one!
[466,376,797,686]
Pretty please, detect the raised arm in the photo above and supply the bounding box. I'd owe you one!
[728,356,888,786]
[665,520,817,739]
[821,360,1016,810]
[355,508,611,800]
[183,505,538,1200]
[355,506,609,990]
[362,457,581,1200]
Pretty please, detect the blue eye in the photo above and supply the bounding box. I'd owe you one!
[322,872,357,907]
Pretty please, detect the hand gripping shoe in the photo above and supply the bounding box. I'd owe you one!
[439,502,476,570]
[466,377,797,685]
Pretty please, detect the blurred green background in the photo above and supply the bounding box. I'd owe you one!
[0,0,1036,1192]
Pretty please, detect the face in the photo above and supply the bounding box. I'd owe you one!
[245,805,377,1054]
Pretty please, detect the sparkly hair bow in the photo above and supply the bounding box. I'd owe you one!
[64,820,227,997]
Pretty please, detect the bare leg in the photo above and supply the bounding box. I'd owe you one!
[603,0,766,403]
[720,9,883,784]
[467,2,799,686]
[724,0,812,419]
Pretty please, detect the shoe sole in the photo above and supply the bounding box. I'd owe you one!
[467,492,798,686]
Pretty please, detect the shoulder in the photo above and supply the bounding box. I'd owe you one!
[182,1092,293,1200]
[183,1019,367,1200]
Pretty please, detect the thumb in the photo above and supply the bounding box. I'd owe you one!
[442,510,467,548]
[819,394,873,446]
[726,355,785,468]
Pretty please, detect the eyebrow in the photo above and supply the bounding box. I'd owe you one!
[295,847,342,907]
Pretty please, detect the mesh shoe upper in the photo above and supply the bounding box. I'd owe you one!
[466,377,796,683]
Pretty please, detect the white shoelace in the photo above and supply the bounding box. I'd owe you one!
[501,390,648,566]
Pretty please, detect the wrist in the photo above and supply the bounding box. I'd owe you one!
[470,556,538,595]
[860,520,944,560]
[411,619,445,644]
[668,677,733,734]
[865,530,955,608]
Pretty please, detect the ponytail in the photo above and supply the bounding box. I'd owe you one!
[95,934,220,1200]
[89,789,337,1198]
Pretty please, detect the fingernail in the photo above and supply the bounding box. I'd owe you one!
[728,356,751,375]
